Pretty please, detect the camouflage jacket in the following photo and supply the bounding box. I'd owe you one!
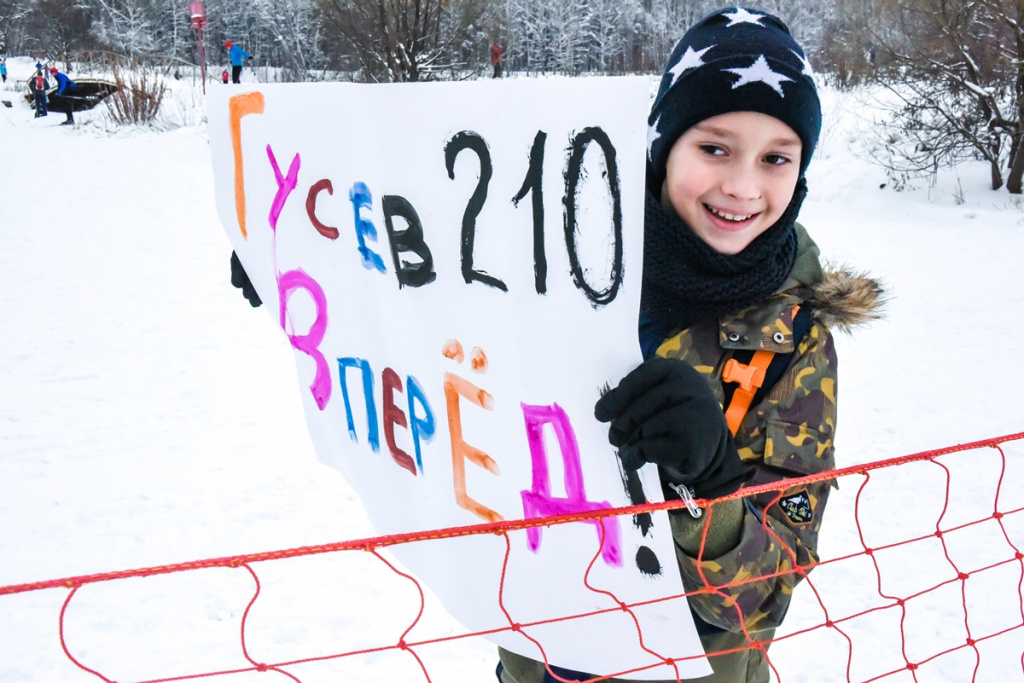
[658,223,885,635]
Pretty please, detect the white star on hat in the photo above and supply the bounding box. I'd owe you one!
[647,114,661,161]
[792,49,814,76]
[668,44,714,86]
[725,55,793,97]
[723,7,766,26]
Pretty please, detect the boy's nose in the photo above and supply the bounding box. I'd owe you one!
[720,165,761,201]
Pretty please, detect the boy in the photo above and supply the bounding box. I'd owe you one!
[497,7,884,682]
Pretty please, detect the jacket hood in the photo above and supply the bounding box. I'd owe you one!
[811,263,888,333]
[784,222,887,333]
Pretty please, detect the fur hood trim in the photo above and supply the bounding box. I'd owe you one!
[812,263,888,333]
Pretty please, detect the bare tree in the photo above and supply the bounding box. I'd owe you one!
[828,0,1024,192]
[0,0,30,54]
[22,0,94,59]
[318,0,491,82]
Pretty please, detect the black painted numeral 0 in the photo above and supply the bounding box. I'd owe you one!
[563,126,623,307]
[445,126,624,306]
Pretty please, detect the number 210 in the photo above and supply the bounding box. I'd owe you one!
[443,126,625,307]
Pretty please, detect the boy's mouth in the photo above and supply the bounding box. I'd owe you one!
[705,204,755,222]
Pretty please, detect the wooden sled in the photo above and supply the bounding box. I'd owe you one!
[24,78,119,112]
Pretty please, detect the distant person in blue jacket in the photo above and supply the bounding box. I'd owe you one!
[0,60,7,83]
[225,40,252,84]
[49,66,76,124]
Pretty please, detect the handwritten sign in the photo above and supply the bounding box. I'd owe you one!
[207,78,710,679]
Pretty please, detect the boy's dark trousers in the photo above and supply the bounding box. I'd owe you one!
[33,92,47,117]
[232,65,242,83]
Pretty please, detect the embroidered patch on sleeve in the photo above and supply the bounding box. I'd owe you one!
[778,489,813,525]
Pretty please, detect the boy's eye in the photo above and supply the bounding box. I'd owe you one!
[764,153,792,166]
[699,144,726,156]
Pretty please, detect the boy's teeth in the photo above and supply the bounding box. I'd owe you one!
[708,205,752,221]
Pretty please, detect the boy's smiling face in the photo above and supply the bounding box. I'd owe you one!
[664,111,802,255]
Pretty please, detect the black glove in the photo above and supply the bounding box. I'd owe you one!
[230,251,262,307]
[594,356,745,500]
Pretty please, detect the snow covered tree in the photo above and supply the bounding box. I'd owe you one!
[507,0,588,74]
[137,0,195,64]
[2,0,836,86]
[90,0,159,57]
[252,0,328,81]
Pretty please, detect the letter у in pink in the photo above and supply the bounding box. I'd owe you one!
[267,145,331,411]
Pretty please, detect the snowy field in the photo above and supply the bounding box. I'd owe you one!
[2,55,1024,682]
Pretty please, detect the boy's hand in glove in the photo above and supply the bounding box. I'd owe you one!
[230,251,262,308]
[594,356,745,500]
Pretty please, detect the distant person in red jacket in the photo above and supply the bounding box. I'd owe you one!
[490,42,503,78]
[222,69,230,84]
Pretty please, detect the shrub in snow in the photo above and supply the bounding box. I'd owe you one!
[104,61,166,126]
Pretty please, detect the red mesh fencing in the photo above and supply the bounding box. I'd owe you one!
[2,431,1023,682]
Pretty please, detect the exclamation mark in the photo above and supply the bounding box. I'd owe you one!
[622,467,663,577]
[600,383,662,577]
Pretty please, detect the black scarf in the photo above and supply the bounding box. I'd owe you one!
[640,178,806,331]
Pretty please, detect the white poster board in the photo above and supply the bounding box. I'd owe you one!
[207,78,710,680]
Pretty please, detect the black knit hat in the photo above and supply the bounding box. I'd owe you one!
[646,7,821,193]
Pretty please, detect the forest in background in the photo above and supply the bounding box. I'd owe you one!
[3,0,1024,192]
[1,0,833,81]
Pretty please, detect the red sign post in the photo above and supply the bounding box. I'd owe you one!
[189,1,208,94]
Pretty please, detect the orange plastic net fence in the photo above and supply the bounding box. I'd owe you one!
[2,432,1023,682]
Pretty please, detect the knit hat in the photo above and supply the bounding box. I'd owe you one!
[646,7,821,193]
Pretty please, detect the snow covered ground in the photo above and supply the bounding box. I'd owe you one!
[2,55,1023,681]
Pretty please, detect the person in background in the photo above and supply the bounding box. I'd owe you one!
[0,59,7,83]
[222,69,230,84]
[29,66,49,118]
[496,7,885,682]
[225,40,252,84]
[49,66,76,125]
[490,42,504,78]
